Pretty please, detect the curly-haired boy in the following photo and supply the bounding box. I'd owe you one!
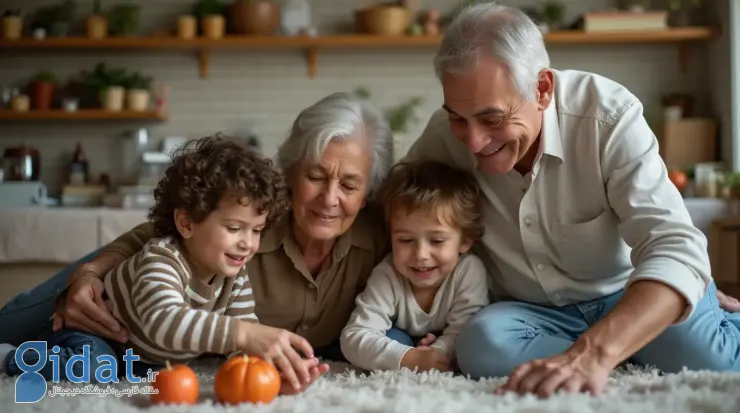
[1,135,320,390]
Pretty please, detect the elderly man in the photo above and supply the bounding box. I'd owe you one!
[405,1,740,397]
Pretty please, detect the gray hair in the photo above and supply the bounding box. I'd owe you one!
[276,92,393,197]
[434,1,550,101]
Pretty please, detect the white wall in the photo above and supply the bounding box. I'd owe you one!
[708,0,737,171]
[730,0,740,171]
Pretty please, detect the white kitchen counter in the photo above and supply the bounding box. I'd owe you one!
[0,207,148,263]
[683,198,740,233]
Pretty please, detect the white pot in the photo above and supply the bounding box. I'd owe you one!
[126,89,150,111]
[103,86,125,111]
[62,98,79,112]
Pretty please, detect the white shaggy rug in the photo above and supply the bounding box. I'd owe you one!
[1,357,739,413]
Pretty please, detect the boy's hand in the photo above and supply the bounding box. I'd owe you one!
[279,360,330,395]
[400,347,451,372]
[236,321,315,391]
[417,333,437,347]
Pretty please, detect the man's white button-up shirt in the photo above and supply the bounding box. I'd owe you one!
[406,69,711,323]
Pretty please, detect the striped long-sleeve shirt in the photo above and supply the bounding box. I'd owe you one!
[102,236,258,364]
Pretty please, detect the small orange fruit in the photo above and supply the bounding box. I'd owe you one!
[214,355,281,405]
[151,360,199,405]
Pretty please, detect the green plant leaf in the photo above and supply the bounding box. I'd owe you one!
[31,70,59,84]
[107,3,140,36]
[193,0,226,18]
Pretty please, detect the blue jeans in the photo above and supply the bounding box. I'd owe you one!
[456,281,740,378]
[0,250,99,346]
[3,326,163,383]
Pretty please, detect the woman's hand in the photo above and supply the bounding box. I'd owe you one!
[279,361,331,395]
[717,289,740,312]
[53,274,128,343]
[237,321,316,391]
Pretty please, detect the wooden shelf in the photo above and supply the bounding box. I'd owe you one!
[0,27,716,78]
[543,27,714,43]
[0,109,168,121]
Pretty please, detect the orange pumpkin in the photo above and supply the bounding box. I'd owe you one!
[214,355,281,405]
[151,360,199,405]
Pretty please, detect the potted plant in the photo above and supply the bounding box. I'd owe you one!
[28,71,59,110]
[86,0,108,38]
[81,62,129,111]
[177,14,197,39]
[30,1,76,38]
[720,172,740,200]
[541,0,565,31]
[2,9,24,39]
[30,6,53,38]
[124,72,153,111]
[107,2,140,36]
[193,0,226,39]
[48,0,76,37]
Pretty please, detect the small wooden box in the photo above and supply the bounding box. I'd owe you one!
[658,118,717,170]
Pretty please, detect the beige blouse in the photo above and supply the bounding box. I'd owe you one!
[84,206,389,349]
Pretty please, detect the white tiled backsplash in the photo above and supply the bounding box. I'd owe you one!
[0,0,730,194]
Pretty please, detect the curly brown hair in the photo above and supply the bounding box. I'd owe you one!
[148,134,290,238]
[377,159,484,242]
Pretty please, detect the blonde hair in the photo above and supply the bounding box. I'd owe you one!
[378,159,484,241]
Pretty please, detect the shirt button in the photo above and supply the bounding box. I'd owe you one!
[523,217,532,226]
[553,294,562,301]
[301,324,309,331]
[536,263,545,270]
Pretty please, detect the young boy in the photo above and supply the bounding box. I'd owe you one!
[340,159,490,372]
[0,135,318,389]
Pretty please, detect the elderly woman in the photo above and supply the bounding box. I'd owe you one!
[0,92,392,388]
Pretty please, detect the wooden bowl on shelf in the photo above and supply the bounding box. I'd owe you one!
[229,0,281,35]
[355,5,411,36]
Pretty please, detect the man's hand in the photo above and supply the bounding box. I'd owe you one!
[717,289,740,312]
[53,274,128,343]
[279,361,330,395]
[400,347,451,372]
[494,339,614,398]
[495,280,685,398]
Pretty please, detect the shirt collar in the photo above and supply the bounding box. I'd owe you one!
[540,95,565,162]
